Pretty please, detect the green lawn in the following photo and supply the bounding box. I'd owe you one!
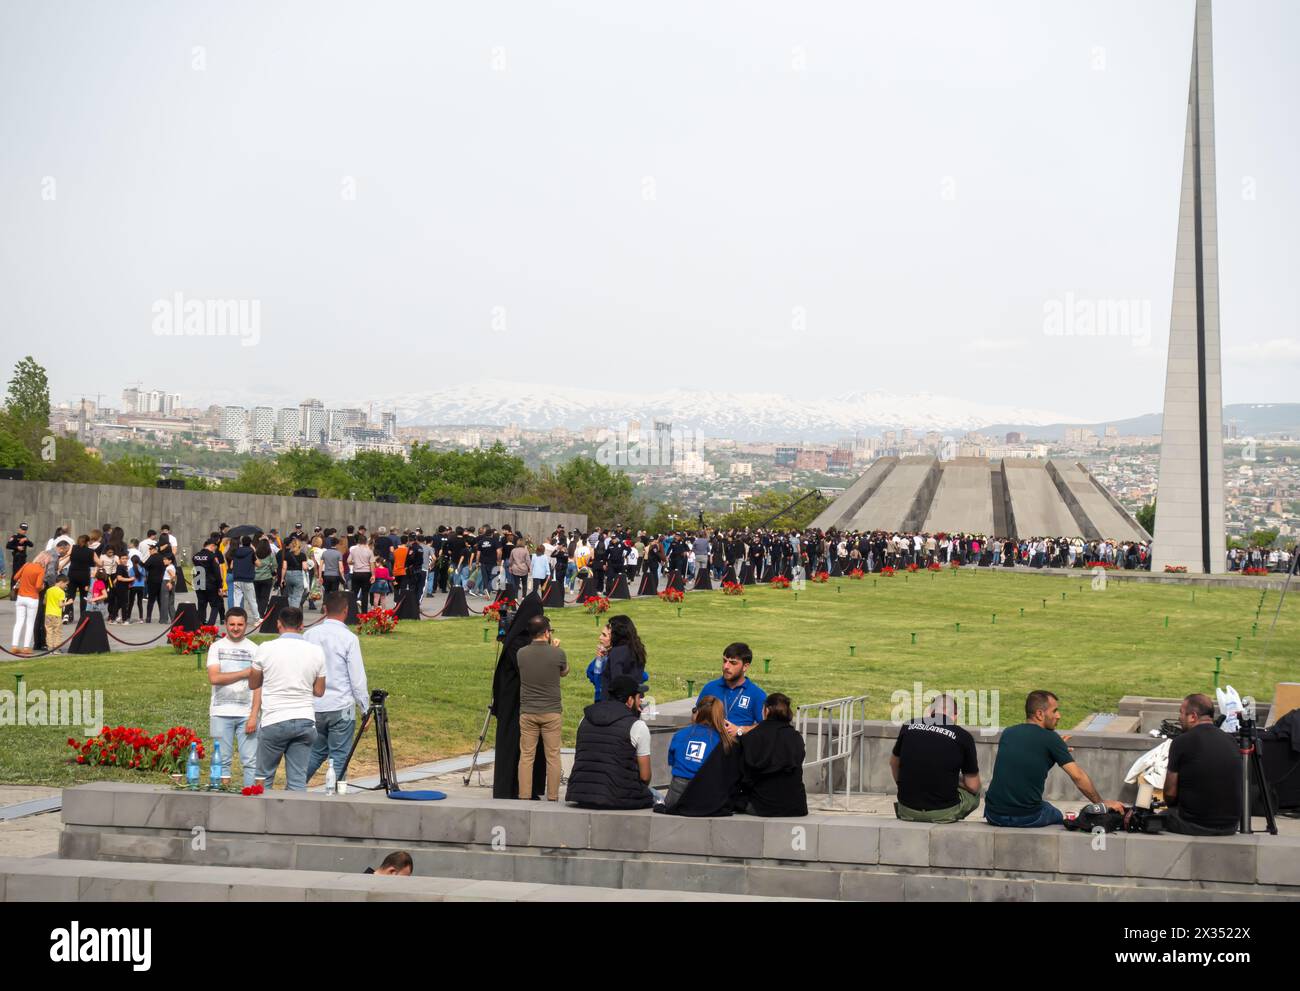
[2,570,1296,787]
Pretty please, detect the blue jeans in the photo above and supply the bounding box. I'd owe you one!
[985,802,1064,828]
[210,714,259,787]
[256,718,317,791]
[425,569,437,596]
[306,708,357,782]
[284,571,306,610]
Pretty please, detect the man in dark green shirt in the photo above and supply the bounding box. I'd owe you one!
[985,690,1125,827]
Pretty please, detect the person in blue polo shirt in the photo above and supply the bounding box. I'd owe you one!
[695,642,766,738]
[661,695,731,810]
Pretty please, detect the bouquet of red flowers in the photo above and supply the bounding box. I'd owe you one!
[1163,565,1188,574]
[881,566,896,577]
[768,574,792,589]
[811,571,829,583]
[240,783,265,796]
[721,581,745,596]
[658,588,685,603]
[847,568,865,579]
[482,598,516,622]
[167,625,220,655]
[906,563,919,573]
[1243,567,1269,576]
[927,562,942,572]
[949,561,961,570]
[357,608,398,635]
[68,725,204,773]
[583,595,611,614]
[1085,561,1117,570]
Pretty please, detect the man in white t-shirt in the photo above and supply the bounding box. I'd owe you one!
[206,607,261,787]
[248,606,326,791]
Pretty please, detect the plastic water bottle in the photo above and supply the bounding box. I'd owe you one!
[186,742,201,791]
[324,759,337,796]
[209,741,222,790]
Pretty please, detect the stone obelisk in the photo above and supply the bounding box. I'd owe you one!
[1153,0,1225,574]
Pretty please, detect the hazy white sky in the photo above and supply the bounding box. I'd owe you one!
[1,0,1296,421]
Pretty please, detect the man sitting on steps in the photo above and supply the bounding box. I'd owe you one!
[984,689,1124,828]
[565,675,654,810]
[891,692,981,823]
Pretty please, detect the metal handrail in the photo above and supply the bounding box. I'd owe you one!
[796,695,869,810]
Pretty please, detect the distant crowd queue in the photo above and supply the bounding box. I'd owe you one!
[6,515,1295,654]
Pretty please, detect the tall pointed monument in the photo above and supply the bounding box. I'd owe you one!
[1152,0,1225,574]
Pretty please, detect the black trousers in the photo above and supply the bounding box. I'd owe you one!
[68,574,90,618]
[353,574,371,606]
[197,589,225,625]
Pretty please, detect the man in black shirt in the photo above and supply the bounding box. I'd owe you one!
[7,523,33,576]
[446,528,467,589]
[473,527,498,597]
[890,694,982,822]
[191,535,226,625]
[1164,693,1242,836]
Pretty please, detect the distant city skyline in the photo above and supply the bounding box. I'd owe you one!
[4,1,1298,420]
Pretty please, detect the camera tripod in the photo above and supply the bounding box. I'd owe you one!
[1237,716,1278,835]
[340,689,400,794]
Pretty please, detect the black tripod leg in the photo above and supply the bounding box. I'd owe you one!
[339,708,373,781]
[1249,746,1279,835]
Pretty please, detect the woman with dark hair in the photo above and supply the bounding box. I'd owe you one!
[253,538,276,615]
[737,692,807,817]
[600,614,647,698]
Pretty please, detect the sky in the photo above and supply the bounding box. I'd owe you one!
[1,0,1296,422]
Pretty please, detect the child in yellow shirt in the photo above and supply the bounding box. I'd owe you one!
[44,575,69,650]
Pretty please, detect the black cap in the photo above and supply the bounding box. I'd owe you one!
[19,522,28,529]
[610,676,642,702]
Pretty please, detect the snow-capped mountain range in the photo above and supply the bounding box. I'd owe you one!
[360,380,1084,442]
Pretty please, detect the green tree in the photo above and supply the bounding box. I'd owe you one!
[1249,528,1280,548]
[223,458,291,495]
[532,457,642,528]
[1136,499,1156,536]
[105,454,160,487]
[5,356,50,426]
[715,488,822,530]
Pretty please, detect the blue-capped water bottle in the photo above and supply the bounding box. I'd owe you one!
[209,740,222,789]
[186,742,201,790]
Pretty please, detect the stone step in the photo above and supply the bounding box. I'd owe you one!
[57,784,1300,901]
[0,856,814,902]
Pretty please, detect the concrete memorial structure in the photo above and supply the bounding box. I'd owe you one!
[1152,0,1227,575]
[810,456,1149,542]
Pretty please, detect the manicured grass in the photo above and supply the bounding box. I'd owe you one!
[2,570,1296,787]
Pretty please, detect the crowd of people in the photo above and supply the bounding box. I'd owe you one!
[0,513,1283,834]
[8,514,1295,656]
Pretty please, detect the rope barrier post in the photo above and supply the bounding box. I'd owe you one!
[13,673,22,690]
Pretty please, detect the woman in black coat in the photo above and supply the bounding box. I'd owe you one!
[737,693,807,817]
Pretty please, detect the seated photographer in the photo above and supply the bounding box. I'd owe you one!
[985,690,1123,828]
[1163,693,1241,836]
[890,693,981,823]
[736,694,807,817]
[565,675,655,810]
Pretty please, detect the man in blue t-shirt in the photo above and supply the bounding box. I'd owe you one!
[984,689,1123,828]
[695,642,766,738]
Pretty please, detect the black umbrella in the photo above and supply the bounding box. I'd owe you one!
[225,524,263,542]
